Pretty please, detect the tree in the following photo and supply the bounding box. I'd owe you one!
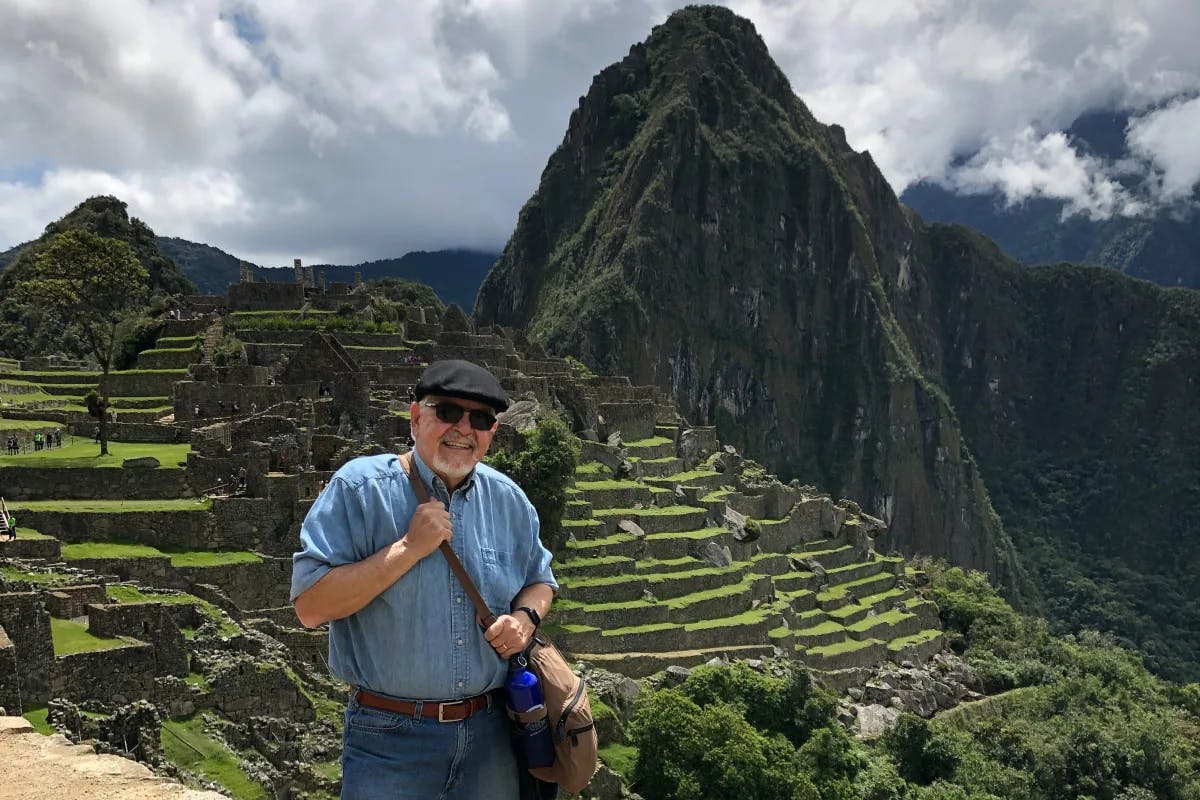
[487,414,580,551]
[18,230,148,455]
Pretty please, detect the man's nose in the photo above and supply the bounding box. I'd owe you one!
[452,414,475,434]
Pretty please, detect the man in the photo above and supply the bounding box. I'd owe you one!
[291,359,556,800]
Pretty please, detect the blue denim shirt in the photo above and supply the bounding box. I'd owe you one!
[290,450,557,700]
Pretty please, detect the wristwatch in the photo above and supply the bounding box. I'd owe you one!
[515,606,541,629]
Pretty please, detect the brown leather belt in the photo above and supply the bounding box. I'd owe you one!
[355,689,495,723]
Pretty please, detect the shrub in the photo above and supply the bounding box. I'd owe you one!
[487,414,579,551]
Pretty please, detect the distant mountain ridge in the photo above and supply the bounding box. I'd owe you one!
[155,237,497,309]
[902,110,1200,288]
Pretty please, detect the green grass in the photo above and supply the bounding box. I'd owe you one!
[3,526,54,539]
[624,436,673,448]
[63,542,261,567]
[599,742,638,778]
[0,418,68,430]
[1,566,75,586]
[8,497,212,512]
[887,629,943,651]
[162,715,268,799]
[50,618,129,656]
[573,479,644,490]
[660,469,720,482]
[592,504,705,517]
[23,707,54,735]
[807,637,879,657]
[0,440,191,469]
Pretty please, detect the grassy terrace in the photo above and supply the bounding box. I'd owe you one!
[0,418,70,430]
[592,504,706,517]
[6,498,212,512]
[50,617,129,655]
[162,714,269,799]
[106,585,243,638]
[62,542,261,567]
[0,565,77,586]
[0,440,191,468]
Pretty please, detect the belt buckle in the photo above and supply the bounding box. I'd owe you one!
[437,699,466,723]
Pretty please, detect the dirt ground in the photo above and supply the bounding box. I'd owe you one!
[0,716,227,800]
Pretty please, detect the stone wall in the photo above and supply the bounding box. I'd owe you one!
[0,466,192,500]
[87,603,188,677]
[174,382,318,422]
[211,497,300,556]
[19,509,214,550]
[205,654,315,723]
[63,422,193,443]
[0,593,54,706]
[0,625,20,713]
[228,282,304,312]
[174,557,292,611]
[43,585,108,619]
[51,642,158,705]
[99,371,187,397]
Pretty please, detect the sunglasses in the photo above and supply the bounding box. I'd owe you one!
[422,401,496,431]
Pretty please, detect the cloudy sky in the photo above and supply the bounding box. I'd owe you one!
[1,0,1198,266]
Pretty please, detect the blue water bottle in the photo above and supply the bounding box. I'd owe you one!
[506,657,555,769]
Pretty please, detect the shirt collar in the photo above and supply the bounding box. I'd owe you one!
[410,448,477,502]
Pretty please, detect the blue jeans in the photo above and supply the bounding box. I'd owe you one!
[341,694,520,800]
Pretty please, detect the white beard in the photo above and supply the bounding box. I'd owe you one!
[429,448,474,485]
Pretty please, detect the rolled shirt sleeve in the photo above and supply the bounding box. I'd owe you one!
[290,475,368,602]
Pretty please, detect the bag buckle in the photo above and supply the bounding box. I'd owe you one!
[437,699,465,723]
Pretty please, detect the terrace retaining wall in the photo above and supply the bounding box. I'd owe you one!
[0,466,192,500]
[51,642,158,705]
[0,593,54,706]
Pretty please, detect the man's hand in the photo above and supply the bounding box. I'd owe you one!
[483,613,535,657]
[401,498,452,559]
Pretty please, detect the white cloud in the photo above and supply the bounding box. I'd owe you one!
[1126,96,1200,202]
[0,0,1197,263]
[949,128,1144,219]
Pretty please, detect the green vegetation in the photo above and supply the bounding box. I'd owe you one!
[620,564,1200,800]
[486,413,580,551]
[22,707,54,736]
[14,228,150,455]
[50,618,129,655]
[230,312,397,334]
[161,715,268,799]
[6,497,211,512]
[62,541,261,567]
[0,440,190,468]
[1,566,76,586]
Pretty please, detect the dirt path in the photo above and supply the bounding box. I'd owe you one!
[0,716,227,800]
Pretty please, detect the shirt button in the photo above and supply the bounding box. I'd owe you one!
[456,639,463,646]
[457,680,464,688]
[456,596,463,604]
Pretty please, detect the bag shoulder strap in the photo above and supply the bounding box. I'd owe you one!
[400,451,497,630]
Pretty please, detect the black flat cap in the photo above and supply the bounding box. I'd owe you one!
[415,359,509,412]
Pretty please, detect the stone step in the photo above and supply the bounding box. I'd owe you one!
[555,554,636,580]
[593,506,710,536]
[631,456,685,478]
[771,570,823,594]
[792,618,846,649]
[824,558,890,587]
[555,578,758,629]
[644,470,726,491]
[559,562,750,605]
[571,481,655,510]
[886,630,946,664]
[564,645,776,679]
[563,500,594,520]
[566,527,729,561]
[817,572,898,611]
[622,437,676,460]
[801,637,888,672]
[845,610,923,642]
[826,586,915,626]
[556,609,780,655]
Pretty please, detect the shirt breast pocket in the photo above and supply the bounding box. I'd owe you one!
[479,547,519,614]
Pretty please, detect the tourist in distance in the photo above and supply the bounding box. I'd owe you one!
[291,359,556,800]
